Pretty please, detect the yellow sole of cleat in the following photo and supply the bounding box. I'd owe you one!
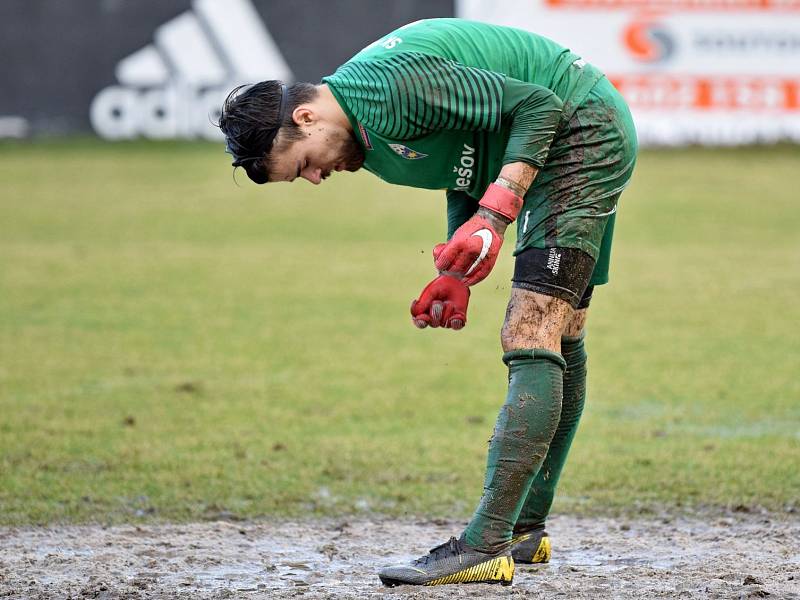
[425,556,514,586]
[531,535,551,563]
[511,532,551,564]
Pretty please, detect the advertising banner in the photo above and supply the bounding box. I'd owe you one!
[0,0,452,139]
[458,0,800,145]
[89,0,292,141]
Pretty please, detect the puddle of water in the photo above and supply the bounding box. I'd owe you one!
[32,544,95,559]
[557,547,677,572]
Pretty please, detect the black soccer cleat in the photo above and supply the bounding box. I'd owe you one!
[510,527,551,564]
[378,535,514,587]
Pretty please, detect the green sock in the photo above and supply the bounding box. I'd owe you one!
[462,348,566,551]
[514,333,587,533]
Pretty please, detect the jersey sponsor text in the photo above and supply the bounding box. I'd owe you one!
[453,144,476,191]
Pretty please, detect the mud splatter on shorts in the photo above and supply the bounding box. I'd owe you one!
[514,77,638,287]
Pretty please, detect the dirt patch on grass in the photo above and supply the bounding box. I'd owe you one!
[1,512,798,599]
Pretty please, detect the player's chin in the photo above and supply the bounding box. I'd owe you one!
[345,156,365,172]
[338,147,365,172]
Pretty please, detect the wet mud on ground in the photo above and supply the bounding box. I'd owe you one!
[1,512,798,599]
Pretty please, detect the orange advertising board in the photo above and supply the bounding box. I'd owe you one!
[459,0,800,144]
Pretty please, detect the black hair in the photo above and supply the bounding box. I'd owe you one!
[218,81,319,184]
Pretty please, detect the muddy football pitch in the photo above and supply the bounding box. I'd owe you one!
[1,142,799,598]
[2,513,799,598]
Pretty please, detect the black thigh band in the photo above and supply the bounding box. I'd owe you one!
[576,285,594,310]
[512,247,596,309]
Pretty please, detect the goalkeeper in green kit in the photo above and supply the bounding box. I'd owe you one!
[219,18,637,587]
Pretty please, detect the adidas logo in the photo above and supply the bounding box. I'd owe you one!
[90,0,293,140]
[546,248,562,275]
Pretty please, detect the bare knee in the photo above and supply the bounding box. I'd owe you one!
[501,288,573,353]
[563,308,588,338]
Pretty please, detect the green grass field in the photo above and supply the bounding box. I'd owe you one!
[1,140,798,525]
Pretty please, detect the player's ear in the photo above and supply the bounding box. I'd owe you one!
[291,105,316,127]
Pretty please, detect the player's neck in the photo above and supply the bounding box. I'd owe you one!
[315,85,353,133]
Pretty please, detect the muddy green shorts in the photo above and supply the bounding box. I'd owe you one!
[514,77,638,287]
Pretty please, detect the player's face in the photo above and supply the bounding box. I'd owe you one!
[268,123,364,185]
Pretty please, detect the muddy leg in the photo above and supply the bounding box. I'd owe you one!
[515,308,589,532]
[462,289,570,551]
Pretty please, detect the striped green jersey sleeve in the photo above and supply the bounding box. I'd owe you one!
[446,190,478,239]
[325,52,504,139]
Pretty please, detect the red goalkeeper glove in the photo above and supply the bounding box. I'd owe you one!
[410,275,470,330]
[433,183,522,286]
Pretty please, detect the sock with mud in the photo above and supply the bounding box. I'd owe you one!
[514,333,588,533]
[462,348,566,552]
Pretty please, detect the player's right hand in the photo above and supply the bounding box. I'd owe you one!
[432,214,504,287]
[410,275,470,330]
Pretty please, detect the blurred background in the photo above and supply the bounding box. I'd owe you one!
[1,0,798,525]
[4,0,799,142]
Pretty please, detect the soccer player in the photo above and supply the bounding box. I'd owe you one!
[219,18,637,587]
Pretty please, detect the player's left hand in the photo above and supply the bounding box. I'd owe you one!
[433,214,503,286]
[433,183,523,286]
[410,274,470,330]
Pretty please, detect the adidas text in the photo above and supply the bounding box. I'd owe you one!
[90,0,292,140]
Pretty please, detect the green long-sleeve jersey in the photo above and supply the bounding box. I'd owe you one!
[322,18,604,202]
